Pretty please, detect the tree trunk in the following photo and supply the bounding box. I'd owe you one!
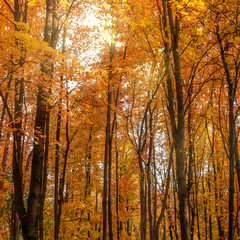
[147,109,153,240]
[213,159,225,239]
[216,24,236,240]
[115,118,120,240]
[54,100,61,240]
[39,110,50,240]
[140,169,146,240]
[10,199,19,240]
[11,0,26,237]
[102,81,110,240]
[108,87,113,240]
[103,31,115,239]
[161,0,190,239]
[14,0,59,238]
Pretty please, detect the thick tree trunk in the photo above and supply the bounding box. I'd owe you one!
[21,84,47,239]
[14,0,59,238]
[10,199,19,240]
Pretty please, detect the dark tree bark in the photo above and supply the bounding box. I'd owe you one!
[216,20,239,240]
[102,81,111,240]
[52,27,67,240]
[39,110,50,240]
[11,1,27,238]
[147,109,154,240]
[187,86,195,240]
[213,158,225,239]
[160,0,190,238]
[103,33,115,240]
[54,98,61,240]
[115,123,120,240]
[12,0,59,238]
[10,199,19,240]
[154,141,172,240]
[0,131,10,207]
[0,76,12,206]
[108,80,113,240]
[58,84,77,233]
[139,165,147,240]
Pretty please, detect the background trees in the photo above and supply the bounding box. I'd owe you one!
[0,0,240,239]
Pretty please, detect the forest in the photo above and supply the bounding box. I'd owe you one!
[0,0,240,239]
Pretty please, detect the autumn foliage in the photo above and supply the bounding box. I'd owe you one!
[0,0,240,239]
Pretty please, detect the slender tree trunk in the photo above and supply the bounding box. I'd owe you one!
[108,90,113,240]
[147,109,154,240]
[161,0,190,238]
[187,87,195,240]
[173,169,179,240]
[12,0,26,236]
[39,110,50,240]
[202,175,208,239]
[235,143,240,192]
[103,31,115,239]
[102,82,110,240]
[0,131,10,207]
[208,165,213,240]
[171,15,190,240]
[213,159,225,239]
[53,27,65,240]
[54,99,61,240]
[126,199,131,236]
[153,147,157,237]
[95,188,99,234]
[226,53,235,240]
[83,128,92,238]
[58,86,72,231]
[139,156,147,240]
[12,65,24,240]
[0,76,12,207]
[216,24,236,240]
[115,120,120,240]
[154,146,172,240]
